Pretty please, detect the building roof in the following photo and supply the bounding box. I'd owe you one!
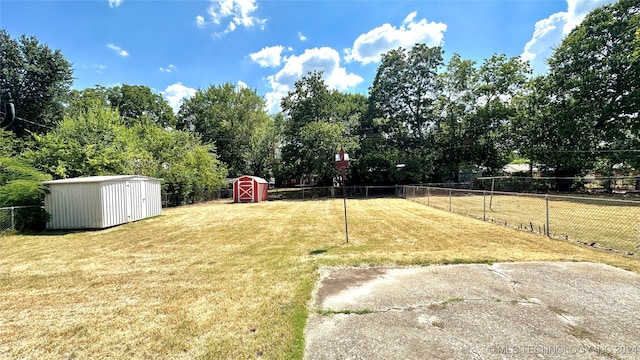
[234,175,268,183]
[502,164,538,174]
[42,175,161,185]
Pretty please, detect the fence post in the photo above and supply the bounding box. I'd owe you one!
[483,191,486,221]
[427,187,430,205]
[11,206,15,231]
[449,189,452,212]
[413,186,416,200]
[545,194,550,236]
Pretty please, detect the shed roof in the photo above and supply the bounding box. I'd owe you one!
[42,175,161,185]
[234,175,268,183]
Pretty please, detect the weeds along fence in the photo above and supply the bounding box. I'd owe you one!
[0,206,45,233]
[400,186,640,257]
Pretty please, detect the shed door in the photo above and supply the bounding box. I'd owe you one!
[127,180,146,221]
[238,178,254,202]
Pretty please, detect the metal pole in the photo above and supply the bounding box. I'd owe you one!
[490,178,495,211]
[545,194,550,237]
[342,169,349,243]
[483,191,486,221]
[11,206,15,231]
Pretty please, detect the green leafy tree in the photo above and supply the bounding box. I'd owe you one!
[66,85,175,128]
[0,30,73,138]
[27,104,139,178]
[465,54,530,174]
[177,83,271,178]
[544,0,640,179]
[512,76,558,175]
[280,72,359,185]
[108,85,176,128]
[366,44,443,183]
[27,102,227,205]
[433,54,478,181]
[128,123,228,206]
[0,129,51,230]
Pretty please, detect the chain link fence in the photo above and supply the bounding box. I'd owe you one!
[0,206,46,233]
[162,188,233,207]
[400,186,640,257]
[269,186,398,200]
[475,176,640,194]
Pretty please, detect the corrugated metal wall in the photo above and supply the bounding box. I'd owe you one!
[45,177,162,230]
[45,184,102,229]
[100,181,129,228]
[144,180,162,217]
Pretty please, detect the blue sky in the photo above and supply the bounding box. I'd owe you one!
[0,0,615,113]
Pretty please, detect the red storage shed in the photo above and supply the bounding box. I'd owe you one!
[233,176,269,203]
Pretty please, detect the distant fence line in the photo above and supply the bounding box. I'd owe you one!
[399,185,640,257]
[162,188,234,207]
[269,185,398,200]
[474,176,640,194]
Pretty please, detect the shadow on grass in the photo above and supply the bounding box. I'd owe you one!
[308,246,340,255]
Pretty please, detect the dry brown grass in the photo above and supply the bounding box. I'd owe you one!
[413,192,640,254]
[1,198,639,359]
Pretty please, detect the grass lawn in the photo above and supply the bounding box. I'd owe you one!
[1,198,639,359]
[412,191,640,254]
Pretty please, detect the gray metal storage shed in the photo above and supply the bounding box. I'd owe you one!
[43,175,162,230]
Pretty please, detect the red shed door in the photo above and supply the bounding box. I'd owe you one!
[238,178,254,202]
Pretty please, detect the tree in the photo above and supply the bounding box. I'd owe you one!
[540,0,639,179]
[279,72,359,185]
[366,44,443,183]
[108,85,176,128]
[128,124,228,206]
[26,102,227,205]
[176,83,271,178]
[512,76,559,175]
[0,129,51,230]
[434,54,478,181]
[0,30,73,138]
[465,54,530,174]
[245,115,279,180]
[27,103,139,178]
[66,85,176,129]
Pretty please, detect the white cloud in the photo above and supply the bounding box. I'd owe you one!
[159,64,176,73]
[107,43,129,57]
[108,0,122,8]
[298,32,307,41]
[521,0,616,74]
[345,11,447,65]
[237,80,248,89]
[162,82,196,113]
[204,0,266,36]
[93,64,107,74]
[263,47,363,113]
[249,45,284,67]
[195,15,205,28]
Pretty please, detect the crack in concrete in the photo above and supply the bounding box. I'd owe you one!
[489,265,522,297]
[314,296,542,317]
